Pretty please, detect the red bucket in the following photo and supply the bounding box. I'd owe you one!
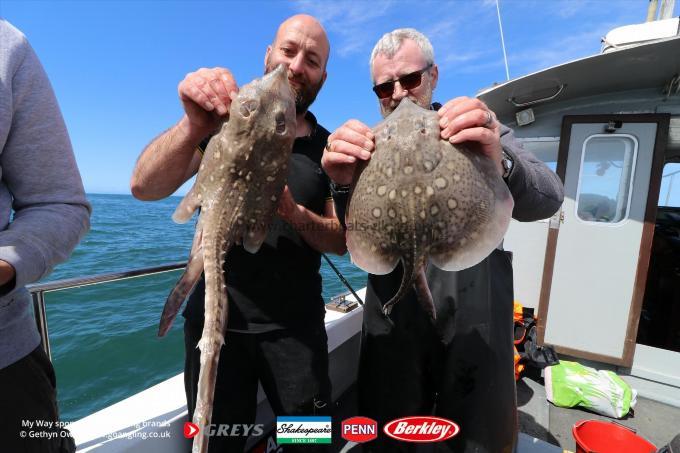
[572,420,656,453]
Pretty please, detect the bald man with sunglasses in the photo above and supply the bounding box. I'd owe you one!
[322,28,563,453]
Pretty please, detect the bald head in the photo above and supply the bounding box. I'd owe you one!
[274,14,330,69]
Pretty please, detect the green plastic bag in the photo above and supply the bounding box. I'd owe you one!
[545,361,637,418]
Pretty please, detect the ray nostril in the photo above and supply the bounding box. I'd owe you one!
[275,112,287,134]
[240,100,258,118]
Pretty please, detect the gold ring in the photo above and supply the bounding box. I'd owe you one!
[325,140,332,152]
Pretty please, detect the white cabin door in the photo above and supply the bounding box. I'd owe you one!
[538,115,669,365]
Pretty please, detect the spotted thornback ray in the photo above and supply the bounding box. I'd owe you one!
[346,98,514,319]
[157,64,296,453]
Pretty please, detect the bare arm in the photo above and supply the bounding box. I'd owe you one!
[277,187,347,255]
[130,117,204,200]
[130,67,238,200]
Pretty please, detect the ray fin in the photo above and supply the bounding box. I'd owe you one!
[158,222,204,336]
[172,185,201,224]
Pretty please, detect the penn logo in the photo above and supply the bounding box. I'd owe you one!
[383,416,459,443]
[341,417,378,443]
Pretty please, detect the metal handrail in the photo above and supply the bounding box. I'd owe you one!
[29,262,187,360]
[508,83,565,107]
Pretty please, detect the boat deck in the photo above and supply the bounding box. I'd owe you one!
[517,373,680,451]
[67,291,679,452]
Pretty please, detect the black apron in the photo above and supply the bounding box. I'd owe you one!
[358,248,517,453]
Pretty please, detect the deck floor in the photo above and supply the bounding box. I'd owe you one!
[327,374,680,452]
[518,373,680,451]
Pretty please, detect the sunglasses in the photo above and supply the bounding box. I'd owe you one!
[372,64,433,99]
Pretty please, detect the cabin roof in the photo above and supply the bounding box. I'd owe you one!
[478,36,680,122]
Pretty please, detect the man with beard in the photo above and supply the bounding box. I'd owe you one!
[322,29,563,452]
[131,15,344,452]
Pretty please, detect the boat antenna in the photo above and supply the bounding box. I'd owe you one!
[496,0,510,81]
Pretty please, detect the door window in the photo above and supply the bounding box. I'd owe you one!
[576,134,637,224]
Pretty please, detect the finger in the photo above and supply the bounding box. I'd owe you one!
[440,109,490,140]
[325,150,357,165]
[181,82,214,112]
[322,152,357,186]
[344,119,374,140]
[194,77,224,114]
[439,97,486,120]
[330,139,371,161]
[214,68,239,100]
[321,151,356,178]
[437,96,471,116]
[334,127,374,154]
[448,126,498,146]
[208,79,231,116]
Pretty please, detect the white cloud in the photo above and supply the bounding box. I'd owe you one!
[552,0,589,19]
[290,0,394,57]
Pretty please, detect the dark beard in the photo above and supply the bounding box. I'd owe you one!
[265,61,323,114]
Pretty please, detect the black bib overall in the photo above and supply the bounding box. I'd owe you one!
[358,248,517,453]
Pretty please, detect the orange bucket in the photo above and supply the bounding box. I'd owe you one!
[572,420,656,453]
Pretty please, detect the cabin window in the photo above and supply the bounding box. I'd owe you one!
[519,138,559,172]
[658,162,680,207]
[575,134,637,224]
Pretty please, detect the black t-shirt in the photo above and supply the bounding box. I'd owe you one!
[182,111,331,332]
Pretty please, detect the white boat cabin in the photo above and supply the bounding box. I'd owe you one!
[478,19,680,406]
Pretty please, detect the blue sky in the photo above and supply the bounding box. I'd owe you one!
[1,0,676,195]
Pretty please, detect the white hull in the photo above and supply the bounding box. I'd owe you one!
[70,290,365,452]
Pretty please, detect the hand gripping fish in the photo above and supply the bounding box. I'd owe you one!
[346,98,514,319]
[157,64,295,453]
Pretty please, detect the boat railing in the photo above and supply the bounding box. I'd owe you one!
[27,262,187,361]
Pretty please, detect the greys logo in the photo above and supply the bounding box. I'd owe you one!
[203,424,265,437]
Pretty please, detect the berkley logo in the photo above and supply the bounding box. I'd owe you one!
[383,416,459,442]
[341,417,378,443]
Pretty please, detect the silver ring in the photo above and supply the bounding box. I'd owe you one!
[484,111,493,127]
[325,140,332,152]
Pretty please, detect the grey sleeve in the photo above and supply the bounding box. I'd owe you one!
[500,125,564,221]
[0,31,91,293]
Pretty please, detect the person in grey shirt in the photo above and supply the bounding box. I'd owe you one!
[0,19,91,453]
[322,28,564,452]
